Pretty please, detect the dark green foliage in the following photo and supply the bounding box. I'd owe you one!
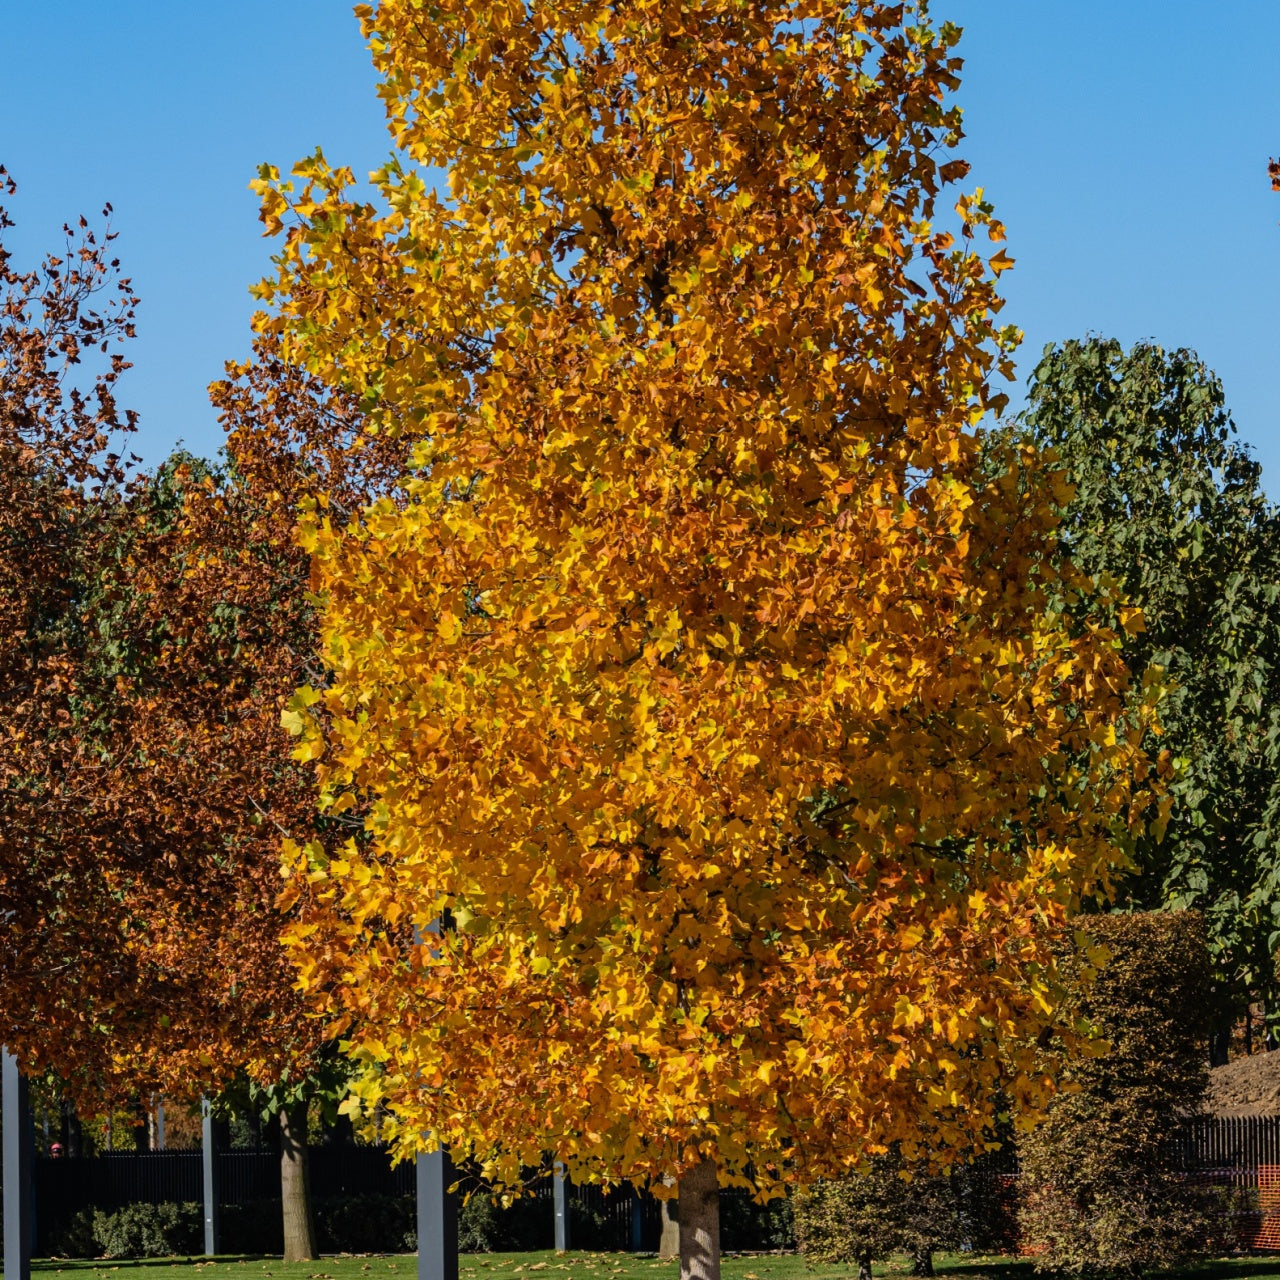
[43,1195,420,1258]
[720,1189,795,1252]
[44,1208,100,1259]
[317,1195,418,1254]
[794,1155,961,1280]
[90,1202,203,1259]
[1017,911,1217,1275]
[457,1192,552,1252]
[1020,339,1280,1037]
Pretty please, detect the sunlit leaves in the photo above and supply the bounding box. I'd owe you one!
[263,1,1155,1194]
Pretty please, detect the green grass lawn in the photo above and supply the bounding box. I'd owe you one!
[19,1250,1280,1280]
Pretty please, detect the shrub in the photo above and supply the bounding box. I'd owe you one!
[1017,910,1217,1275]
[720,1188,794,1252]
[794,1154,961,1280]
[317,1194,417,1253]
[91,1202,202,1259]
[221,1199,285,1254]
[43,1208,99,1259]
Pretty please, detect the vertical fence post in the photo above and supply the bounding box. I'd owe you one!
[3,1047,34,1280]
[414,920,458,1280]
[554,1161,570,1252]
[156,1098,167,1151]
[201,1097,221,1256]
[417,1146,459,1280]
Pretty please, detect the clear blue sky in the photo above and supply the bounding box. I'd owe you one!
[3,3,1278,485]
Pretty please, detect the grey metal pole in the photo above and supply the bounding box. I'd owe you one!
[416,1145,458,1280]
[413,920,458,1280]
[553,1162,570,1252]
[156,1098,166,1151]
[201,1097,221,1256]
[3,1046,33,1280]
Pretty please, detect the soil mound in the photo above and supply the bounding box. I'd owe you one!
[1208,1051,1280,1116]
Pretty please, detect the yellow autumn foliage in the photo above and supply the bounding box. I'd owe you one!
[257,0,1161,1194]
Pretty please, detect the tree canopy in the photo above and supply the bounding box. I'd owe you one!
[1019,337,1280,1040]
[0,175,399,1108]
[255,1,1159,1238]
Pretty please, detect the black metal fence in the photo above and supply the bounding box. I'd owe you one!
[1168,1115,1280,1170]
[14,1117,1280,1257]
[32,1146,416,1219]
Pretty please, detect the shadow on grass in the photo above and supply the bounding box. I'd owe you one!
[924,1255,1280,1280]
[33,1259,272,1273]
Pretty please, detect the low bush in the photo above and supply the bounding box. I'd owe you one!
[1017,910,1217,1276]
[91,1201,202,1258]
[319,1194,418,1254]
[794,1154,961,1280]
[45,1193,419,1258]
[457,1190,554,1251]
[720,1188,794,1252]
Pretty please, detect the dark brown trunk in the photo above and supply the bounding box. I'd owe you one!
[857,1254,873,1280]
[911,1247,934,1277]
[1210,1022,1230,1067]
[280,1100,318,1262]
[677,1156,719,1280]
[61,1101,83,1158]
[132,1100,149,1152]
[658,1174,680,1261]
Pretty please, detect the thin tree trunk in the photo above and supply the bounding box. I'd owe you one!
[677,1156,719,1280]
[281,1100,318,1262]
[658,1174,680,1261]
[132,1100,149,1152]
[61,1100,83,1157]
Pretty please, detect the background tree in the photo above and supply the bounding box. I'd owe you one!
[0,175,405,1261]
[0,168,147,1069]
[1017,911,1219,1275]
[253,7,1163,1280]
[1018,337,1280,1054]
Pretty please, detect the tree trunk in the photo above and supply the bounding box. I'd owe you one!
[1210,1022,1230,1067]
[658,1174,680,1261]
[911,1247,934,1277]
[132,1100,149,1152]
[61,1101,83,1158]
[677,1156,719,1280]
[857,1253,872,1280]
[280,1100,318,1262]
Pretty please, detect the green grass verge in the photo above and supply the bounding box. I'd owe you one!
[19,1249,1280,1280]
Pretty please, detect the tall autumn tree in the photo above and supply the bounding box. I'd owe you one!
[254,6,1158,1279]
[1018,338,1280,1052]
[0,169,146,1059]
[0,174,399,1260]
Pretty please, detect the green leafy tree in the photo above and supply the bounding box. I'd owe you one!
[1017,911,1220,1276]
[1019,338,1280,1050]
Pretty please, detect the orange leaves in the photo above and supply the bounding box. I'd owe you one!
[259,0,1157,1197]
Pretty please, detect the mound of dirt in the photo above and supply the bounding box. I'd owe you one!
[1208,1051,1280,1116]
